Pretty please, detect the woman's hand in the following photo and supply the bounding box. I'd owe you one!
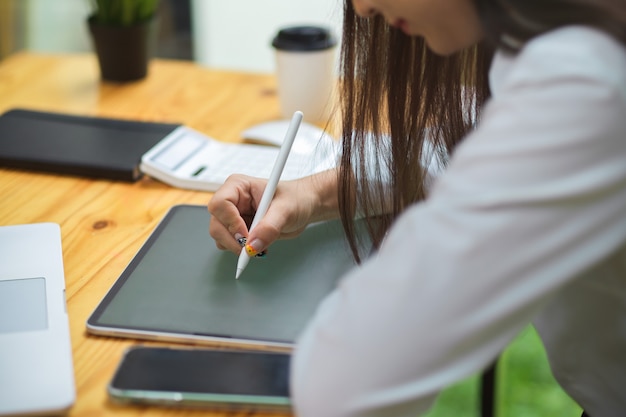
[207,169,339,255]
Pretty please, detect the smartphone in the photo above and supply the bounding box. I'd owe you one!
[108,346,291,413]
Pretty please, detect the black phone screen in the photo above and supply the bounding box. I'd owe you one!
[111,347,290,397]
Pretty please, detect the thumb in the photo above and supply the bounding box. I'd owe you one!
[244,212,284,257]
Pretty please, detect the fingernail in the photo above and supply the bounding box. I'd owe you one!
[245,239,265,257]
[236,235,247,247]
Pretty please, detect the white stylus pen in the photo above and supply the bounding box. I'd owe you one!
[235,111,303,279]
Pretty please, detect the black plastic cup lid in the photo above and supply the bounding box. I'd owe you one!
[272,26,337,52]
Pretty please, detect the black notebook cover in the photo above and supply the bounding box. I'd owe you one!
[0,109,179,181]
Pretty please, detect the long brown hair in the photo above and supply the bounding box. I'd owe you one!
[338,2,491,262]
[475,0,626,50]
[337,0,626,262]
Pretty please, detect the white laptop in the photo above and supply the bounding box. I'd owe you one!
[0,223,75,416]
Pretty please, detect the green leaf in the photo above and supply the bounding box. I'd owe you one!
[90,0,159,26]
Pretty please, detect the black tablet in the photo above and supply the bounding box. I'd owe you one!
[0,109,178,181]
[87,204,361,349]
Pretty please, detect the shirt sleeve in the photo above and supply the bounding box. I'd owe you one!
[290,30,626,417]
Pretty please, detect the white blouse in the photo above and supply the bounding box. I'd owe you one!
[291,26,626,417]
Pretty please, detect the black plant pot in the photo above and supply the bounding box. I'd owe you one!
[88,16,156,82]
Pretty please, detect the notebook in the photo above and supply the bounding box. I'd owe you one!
[87,204,366,350]
[0,109,337,191]
[0,223,75,416]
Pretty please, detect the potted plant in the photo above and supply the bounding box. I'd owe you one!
[88,0,160,82]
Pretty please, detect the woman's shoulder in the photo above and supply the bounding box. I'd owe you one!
[496,26,626,90]
[480,26,626,158]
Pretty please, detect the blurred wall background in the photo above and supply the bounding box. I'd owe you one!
[0,0,343,74]
[191,0,342,73]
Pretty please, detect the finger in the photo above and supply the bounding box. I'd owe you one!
[245,208,286,255]
[209,217,243,254]
[236,236,266,258]
[207,175,256,253]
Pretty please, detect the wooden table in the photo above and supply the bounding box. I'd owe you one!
[0,52,294,417]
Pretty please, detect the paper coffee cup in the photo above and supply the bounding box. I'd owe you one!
[272,26,337,124]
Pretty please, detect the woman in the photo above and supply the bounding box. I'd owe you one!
[208,0,626,415]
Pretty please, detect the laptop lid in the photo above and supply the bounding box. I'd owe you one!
[0,223,75,416]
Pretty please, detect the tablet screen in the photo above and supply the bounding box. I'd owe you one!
[87,205,360,347]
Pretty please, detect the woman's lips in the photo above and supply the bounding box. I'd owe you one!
[393,19,409,34]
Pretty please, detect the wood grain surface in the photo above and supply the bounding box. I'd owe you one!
[0,52,301,417]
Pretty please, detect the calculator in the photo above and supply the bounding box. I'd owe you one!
[140,126,338,192]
